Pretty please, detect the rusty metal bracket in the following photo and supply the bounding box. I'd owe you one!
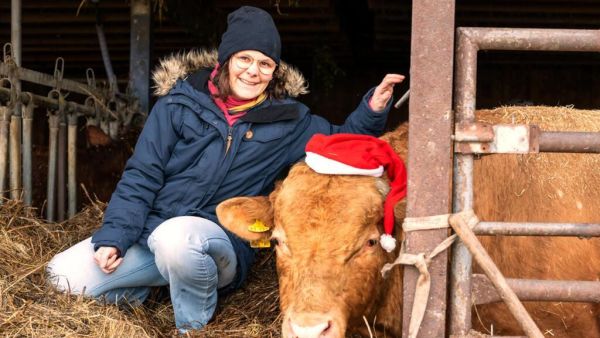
[86,68,97,90]
[53,57,64,93]
[0,78,17,109]
[3,43,13,64]
[454,122,540,154]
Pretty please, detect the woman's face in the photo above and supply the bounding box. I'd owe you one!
[228,50,276,100]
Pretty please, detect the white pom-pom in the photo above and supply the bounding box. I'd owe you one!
[380,234,396,252]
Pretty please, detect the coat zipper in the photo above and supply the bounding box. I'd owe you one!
[225,127,233,155]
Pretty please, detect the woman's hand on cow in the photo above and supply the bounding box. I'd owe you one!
[94,246,123,274]
[369,74,405,112]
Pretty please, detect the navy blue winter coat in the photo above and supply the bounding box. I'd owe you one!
[91,50,392,290]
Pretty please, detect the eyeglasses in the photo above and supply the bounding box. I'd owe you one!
[232,54,277,75]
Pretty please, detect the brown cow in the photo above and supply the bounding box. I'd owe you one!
[217,106,600,338]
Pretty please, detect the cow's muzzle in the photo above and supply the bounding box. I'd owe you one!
[282,311,345,338]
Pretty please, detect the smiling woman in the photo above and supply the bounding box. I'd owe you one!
[46,5,405,335]
[227,51,275,100]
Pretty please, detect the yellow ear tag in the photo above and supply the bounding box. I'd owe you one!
[248,220,270,233]
[250,238,271,248]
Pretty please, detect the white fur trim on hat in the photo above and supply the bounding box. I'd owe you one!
[380,234,397,252]
[305,152,384,177]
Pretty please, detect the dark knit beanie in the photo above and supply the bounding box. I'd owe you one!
[218,6,281,65]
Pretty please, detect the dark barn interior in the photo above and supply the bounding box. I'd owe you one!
[1,0,600,209]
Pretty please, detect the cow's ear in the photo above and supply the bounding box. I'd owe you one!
[216,196,274,241]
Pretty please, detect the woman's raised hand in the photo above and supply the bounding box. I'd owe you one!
[369,74,405,112]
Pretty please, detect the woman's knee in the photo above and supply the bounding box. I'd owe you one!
[149,216,227,259]
[46,239,97,295]
[155,241,218,285]
[149,217,227,281]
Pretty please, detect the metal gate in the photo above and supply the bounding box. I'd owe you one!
[405,2,600,336]
[449,27,600,337]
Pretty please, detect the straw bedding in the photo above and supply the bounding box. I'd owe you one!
[0,199,280,337]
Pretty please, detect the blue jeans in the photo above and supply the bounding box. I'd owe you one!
[46,216,238,331]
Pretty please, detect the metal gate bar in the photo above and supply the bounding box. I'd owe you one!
[0,62,103,98]
[474,222,600,236]
[451,27,600,336]
[454,122,600,154]
[539,131,600,153]
[0,83,97,117]
[472,274,600,305]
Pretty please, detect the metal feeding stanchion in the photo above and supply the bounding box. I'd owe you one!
[21,94,34,205]
[9,98,21,201]
[4,47,22,201]
[0,47,141,220]
[1,0,147,220]
[46,89,62,222]
[0,105,9,202]
[45,58,65,222]
[67,112,77,218]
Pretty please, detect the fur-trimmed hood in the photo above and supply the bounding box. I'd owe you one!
[152,49,309,98]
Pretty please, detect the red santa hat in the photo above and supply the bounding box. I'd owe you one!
[305,133,407,252]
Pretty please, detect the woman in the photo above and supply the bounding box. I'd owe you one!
[47,6,404,332]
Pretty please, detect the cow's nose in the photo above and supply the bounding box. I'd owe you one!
[288,316,335,338]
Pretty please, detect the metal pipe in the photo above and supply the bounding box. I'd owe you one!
[47,114,59,222]
[449,154,474,335]
[0,87,98,117]
[454,29,479,122]
[11,0,23,202]
[539,131,600,153]
[475,222,600,237]
[96,23,119,94]
[109,119,119,140]
[22,100,33,205]
[9,114,21,200]
[448,213,544,338]
[0,63,103,98]
[0,107,10,203]
[449,26,479,337]
[393,90,410,109]
[57,114,66,221]
[459,27,600,52]
[472,274,600,305]
[403,0,455,337]
[130,0,151,114]
[11,0,21,66]
[67,114,77,218]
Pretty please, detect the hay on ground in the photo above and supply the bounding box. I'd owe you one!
[0,199,280,337]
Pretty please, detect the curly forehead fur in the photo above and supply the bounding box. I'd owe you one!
[152,49,309,97]
[274,163,386,232]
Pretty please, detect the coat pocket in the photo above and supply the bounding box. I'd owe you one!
[180,117,214,140]
[242,124,286,143]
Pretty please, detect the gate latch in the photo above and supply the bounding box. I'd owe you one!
[454,122,540,154]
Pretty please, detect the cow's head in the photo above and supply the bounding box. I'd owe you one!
[217,162,404,338]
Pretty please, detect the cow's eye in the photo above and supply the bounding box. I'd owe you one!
[270,237,280,247]
[366,238,378,247]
